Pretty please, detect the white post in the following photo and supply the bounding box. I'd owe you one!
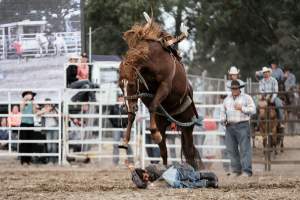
[141,104,146,169]
[8,91,11,154]
[58,89,62,165]
[89,26,92,62]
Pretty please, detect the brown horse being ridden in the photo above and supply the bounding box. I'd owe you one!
[258,96,281,156]
[118,18,204,169]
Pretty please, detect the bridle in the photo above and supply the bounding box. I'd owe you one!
[123,67,150,101]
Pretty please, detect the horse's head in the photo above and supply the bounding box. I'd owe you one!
[119,22,160,114]
[258,97,268,118]
[119,62,139,114]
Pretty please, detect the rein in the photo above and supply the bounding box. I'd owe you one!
[125,92,202,127]
[124,65,203,127]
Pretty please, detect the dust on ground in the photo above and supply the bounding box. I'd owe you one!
[0,162,299,200]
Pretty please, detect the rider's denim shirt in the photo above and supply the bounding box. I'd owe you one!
[162,163,207,188]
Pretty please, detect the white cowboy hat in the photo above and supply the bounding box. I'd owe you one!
[228,66,239,75]
[262,66,271,73]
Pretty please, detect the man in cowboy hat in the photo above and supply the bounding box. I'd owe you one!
[283,66,296,92]
[226,66,245,93]
[255,59,284,82]
[269,59,284,82]
[221,80,256,177]
[259,66,285,127]
[19,90,37,165]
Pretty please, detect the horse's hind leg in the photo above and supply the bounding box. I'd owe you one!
[156,116,169,166]
[181,125,204,170]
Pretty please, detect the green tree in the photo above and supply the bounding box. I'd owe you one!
[189,0,300,79]
[85,0,162,55]
[0,0,78,31]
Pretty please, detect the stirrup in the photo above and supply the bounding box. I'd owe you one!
[118,141,128,149]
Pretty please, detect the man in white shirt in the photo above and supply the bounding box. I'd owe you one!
[221,80,256,177]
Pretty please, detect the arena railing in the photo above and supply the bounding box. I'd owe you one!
[0,88,62,164]
[62,87,139,165]
[246,90,300,171]
[1,32,81,59]
[141,91,231,168]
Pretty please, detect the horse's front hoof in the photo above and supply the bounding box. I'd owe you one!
[118,141,129,149]
[151,132,162,144]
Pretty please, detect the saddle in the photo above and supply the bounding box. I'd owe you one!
[159,32,186,62]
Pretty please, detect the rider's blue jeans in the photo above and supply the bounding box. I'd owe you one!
[274,97,284,121]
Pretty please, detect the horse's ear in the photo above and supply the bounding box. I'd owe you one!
[123,30,138,47]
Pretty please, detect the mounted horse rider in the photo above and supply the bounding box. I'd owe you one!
[44,23,55,48]
[143,12,188,62]
[255,59,285,82]
[259,67,285,128]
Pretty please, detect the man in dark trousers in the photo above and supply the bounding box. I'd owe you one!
[221,80,256,177]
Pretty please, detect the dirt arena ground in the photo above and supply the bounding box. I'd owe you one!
[1,138,300,200]
[0,162,299,200]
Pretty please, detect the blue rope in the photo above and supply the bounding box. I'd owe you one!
[136,92,203,127]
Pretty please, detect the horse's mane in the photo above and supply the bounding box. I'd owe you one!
[121,21,162,80]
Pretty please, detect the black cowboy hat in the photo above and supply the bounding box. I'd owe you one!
[228,80,245,89]
[22,91,37,98]
[131,169,147,189]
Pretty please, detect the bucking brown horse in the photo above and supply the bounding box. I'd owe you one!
[118,20,203,169]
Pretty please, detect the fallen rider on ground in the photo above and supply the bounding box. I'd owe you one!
[127,162,218,189]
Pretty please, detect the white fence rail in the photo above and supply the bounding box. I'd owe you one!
[0,89,62,164]
[0,31,80,59]
[0,88,229,167]
[62,88,139,164]
[141,91,230,168]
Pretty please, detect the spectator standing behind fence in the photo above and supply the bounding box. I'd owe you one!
[19,91,37,165]
[12,39,23,62]
[8,105,21,127]
[221,80,256,177]
[226,66,245,93]
[39,98,59,164]
[109,94,133,166]
[283,67,296,92]
[7,105,21,151]
[0,118,9,149]
[67,53,98,102]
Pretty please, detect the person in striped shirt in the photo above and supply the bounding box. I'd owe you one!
[221,80,256,177]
